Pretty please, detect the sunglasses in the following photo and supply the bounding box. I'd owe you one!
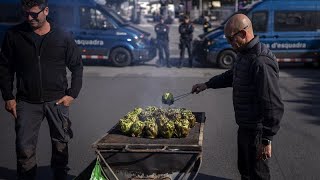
[226,25,249,42]
[24,8,45,19]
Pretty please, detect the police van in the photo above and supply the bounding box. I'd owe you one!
[0,0,156,67]
[194,0,320,69]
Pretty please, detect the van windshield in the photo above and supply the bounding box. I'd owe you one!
[99,5,129,25]
[218,0,262,27]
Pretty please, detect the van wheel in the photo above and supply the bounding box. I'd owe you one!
[217,50,236,69]
[110,47,132,67]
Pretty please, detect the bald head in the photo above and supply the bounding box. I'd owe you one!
[224,14,254,50]
[225,14,253,35]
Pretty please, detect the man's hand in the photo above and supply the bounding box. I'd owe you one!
[56,96,74,107]
[5,99,17,119]
[192,83,207,94]
[257,144,272,161]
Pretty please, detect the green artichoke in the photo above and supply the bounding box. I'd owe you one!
[187,114,196,128]
[159,120,175,138]
[156,114,169,127]
[130,121,145,137]
[118,118,134,135]
[138,110,153,121]
[133,107,143,115]
[144,120,158,138]
[145,106,158,113]
[162,92,174,105]
[174,119,190,138]
[181,110,196,128]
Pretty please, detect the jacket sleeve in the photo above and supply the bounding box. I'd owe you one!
[65,33,83,99]
[154,24,159,33]
[253,56,284,141]
[178,24,184,34]
[0,31,15,101]
[188,24,194,34]
[205,69,233,89]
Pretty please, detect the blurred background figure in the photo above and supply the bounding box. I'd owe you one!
[178,15,194,68]
[154,16,171,68]
[203,16,212,33]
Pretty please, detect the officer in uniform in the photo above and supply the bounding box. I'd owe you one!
[155,16,171,67]
[178,15,194,68]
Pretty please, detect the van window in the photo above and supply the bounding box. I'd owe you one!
[274,11,320,32]
[80,7,115,30]
[0,4,23,24]
[251,11,268,32]
[49,5,75,27]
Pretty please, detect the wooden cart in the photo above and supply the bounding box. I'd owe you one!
[75,112,206,180]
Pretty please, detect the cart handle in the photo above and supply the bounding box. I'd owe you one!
[124,145,168,152]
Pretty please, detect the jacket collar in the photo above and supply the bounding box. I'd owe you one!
[238,36,259,54]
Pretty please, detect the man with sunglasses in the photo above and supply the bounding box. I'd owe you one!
[0,0,83,179]
[191,14,284,180]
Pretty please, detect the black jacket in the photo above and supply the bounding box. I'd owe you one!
[155,23,169,41]
[179,22,194,40]
[205,37,284,140]
[0,21,83,103]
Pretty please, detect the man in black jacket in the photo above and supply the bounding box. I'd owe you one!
[0,0,83,179]
[154,16,170,68]
[192,14,284,180]
[178,15,194,68]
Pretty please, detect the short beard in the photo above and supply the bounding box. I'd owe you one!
[29,19,45,30]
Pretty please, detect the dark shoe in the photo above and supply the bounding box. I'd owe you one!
[167,63,171,68]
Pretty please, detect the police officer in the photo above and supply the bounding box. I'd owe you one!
[155,16,171,67]
[203,17,212,33]
[178,15,194,68]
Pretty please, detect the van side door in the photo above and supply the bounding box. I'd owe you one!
[75,6,118,61]
[250,10,287,59]
[273,10,320,62]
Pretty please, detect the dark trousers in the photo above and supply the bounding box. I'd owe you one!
[179,38,193,67]
[157,40,170,66]
[15,100,73,180]
[237,128,270,180]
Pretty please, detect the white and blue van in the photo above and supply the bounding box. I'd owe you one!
[0,0,157,67]
[194,0,320,69]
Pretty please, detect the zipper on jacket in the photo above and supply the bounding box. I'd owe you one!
[31,40,44,103]
[38,55,44,102]
[38,31,52,102]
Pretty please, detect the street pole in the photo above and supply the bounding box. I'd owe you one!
[235,0,238,12]
[185,0,188,15]
[199,0,202,16]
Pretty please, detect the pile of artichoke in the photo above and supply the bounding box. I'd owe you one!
[118,106,197,138]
